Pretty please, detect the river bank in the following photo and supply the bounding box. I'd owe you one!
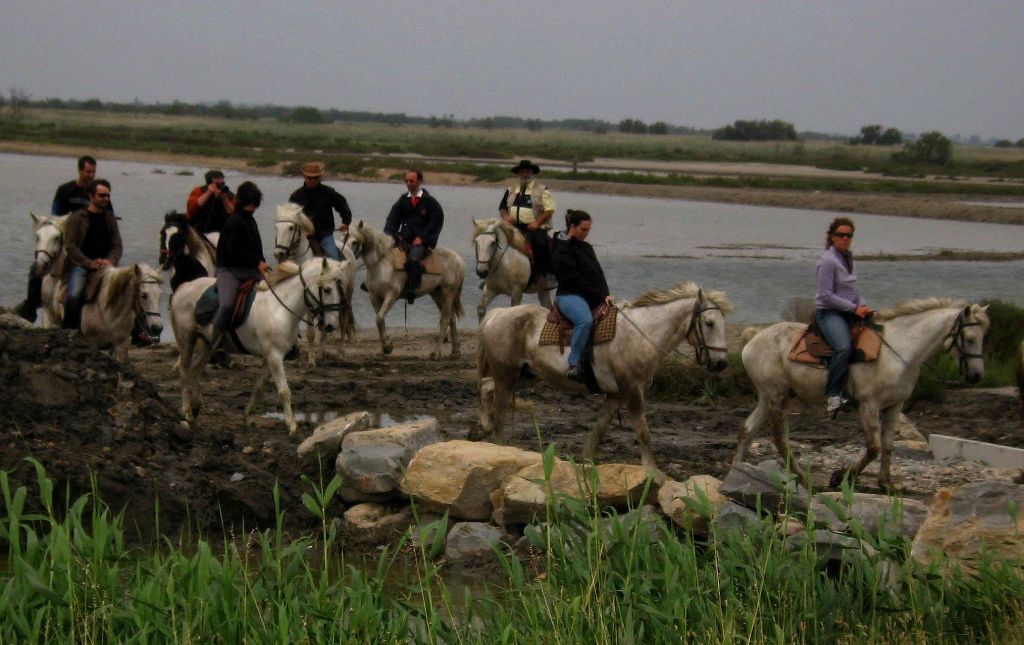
[3,141,1023,225]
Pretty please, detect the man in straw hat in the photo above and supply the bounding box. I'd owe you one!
[288,161,353,260]
[499,159,557,286]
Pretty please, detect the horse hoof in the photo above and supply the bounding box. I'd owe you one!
[383,344,393,355]
[829,469,852,490]
[288,425,298,436]
[430,351,441,360]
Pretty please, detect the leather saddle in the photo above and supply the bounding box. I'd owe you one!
[539,302,617,352]
[194,278,259,328]
[389,247,444,275]
[789,317,884,366]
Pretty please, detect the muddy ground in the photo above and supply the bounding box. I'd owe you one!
[2,317,1021,541]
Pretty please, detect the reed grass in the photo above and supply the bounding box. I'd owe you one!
[3,455,1022,643]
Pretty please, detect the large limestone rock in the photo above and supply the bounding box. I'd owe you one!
[400,441,543,520]
[911,481,1024,575]
[713,501,762,535]
[445,521,506,561]
[720,461,810,515]
[657,475,727,535]
[343,503,414,545]
[336,418,441,502]
[296,411,373,461]
[815,492,929,540]
[491,461,661,526]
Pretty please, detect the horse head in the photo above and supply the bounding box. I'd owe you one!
[472,218,501,278]
[32,213,66,275]
[135,263,165,340]
[273,203,314,262]
[159,211,189,270]
[687,289,732,372]
[313,257,350,335]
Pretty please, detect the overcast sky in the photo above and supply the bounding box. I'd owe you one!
[2,1,1021,138]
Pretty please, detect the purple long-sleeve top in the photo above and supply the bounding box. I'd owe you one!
[815,247,864,312]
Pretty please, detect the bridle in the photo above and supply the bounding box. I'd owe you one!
[274,221,309,259]
[685,290,729,367]
[35,221,64,268]
[947,309,985,379]
[265,263,346,327]
[474,227,509,273]
[133,276,163,343]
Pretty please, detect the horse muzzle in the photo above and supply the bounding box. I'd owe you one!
[475,266,489,279]
[273,249,287,262]
[965,369,983,384]
[325,323,337,334]
[709,358,729,373]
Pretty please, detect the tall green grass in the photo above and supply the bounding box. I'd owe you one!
[3,456,1022,643]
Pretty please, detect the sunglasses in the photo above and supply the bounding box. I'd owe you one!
[832,232,853,239]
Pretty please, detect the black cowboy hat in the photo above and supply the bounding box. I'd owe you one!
[510,159,541,174]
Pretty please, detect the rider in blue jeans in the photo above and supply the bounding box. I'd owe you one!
[815,217,872,413]
[551,209,614,383]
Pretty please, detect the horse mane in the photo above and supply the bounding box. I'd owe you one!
[97,266,138,314]
[137,263,163,285]
[34,213,68,233]
[359,223,395,256]
[626,281,733,313]
[874,297,967,321]
[472,218,531,255]
[276,203,315,235]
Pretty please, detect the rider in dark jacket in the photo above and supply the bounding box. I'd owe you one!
[551,209,613,382]
[212,181,268,348]
[383,170,444,302]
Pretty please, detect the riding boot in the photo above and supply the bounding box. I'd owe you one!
[16,267,41,322]
[62,297,83,330]
[404,263,422,304]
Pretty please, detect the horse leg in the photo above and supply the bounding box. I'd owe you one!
[305,323,320,369]
[489,376,515,444]
[477,284,495,323]
[448,296,460,359]
[538,284,552,309]
[767,408,810,490]
[731,396,770,469]
[244,361,273,427]
[878,404,903,492]
[510,286,524,307]
[830,402,881,490]
[179,337,197,423]
[625,390,657,472]
[430,292,447,360]
[583,397,620,463]
[372,292,396,356]
[266,353,297,435]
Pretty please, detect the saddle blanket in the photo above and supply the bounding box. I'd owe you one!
[389,248,444,275]
[194,279,258,327]
[788,319,883,366]
[539,303,617,350]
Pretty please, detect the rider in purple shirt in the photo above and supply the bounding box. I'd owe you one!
[814,217,872,414]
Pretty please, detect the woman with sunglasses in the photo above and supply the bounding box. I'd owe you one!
[815,217,872,413]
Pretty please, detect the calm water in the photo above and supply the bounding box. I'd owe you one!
[2,152,1022,335]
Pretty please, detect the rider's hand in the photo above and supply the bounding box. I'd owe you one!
[412,237,423,246]
[91,258,110,270]
[527,222,539,231]
[258,261,269,274]
[855,304,872,318]
[605,295,615,305]
[338,223,349,233]
[207,182,220,195]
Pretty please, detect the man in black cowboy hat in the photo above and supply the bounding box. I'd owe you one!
[499,159,557,286]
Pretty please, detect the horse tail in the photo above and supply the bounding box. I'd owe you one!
[452,288,465,320]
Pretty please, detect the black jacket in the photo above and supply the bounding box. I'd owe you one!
[289,184,352,237]
[552,237,610,308]
[384,190,444,248]
[217,209,265,270]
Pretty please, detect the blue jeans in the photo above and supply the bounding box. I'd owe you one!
[556,295,593,368]
[319,233,341,260]
[815,308,854,397]
[63,265,89,329]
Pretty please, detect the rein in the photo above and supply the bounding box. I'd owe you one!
[264,267,342,327]
[475,228,510,272]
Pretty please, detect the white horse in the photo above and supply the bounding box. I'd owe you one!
[347,221,465,359]
[735,299,989,491]
[77,264,164,361]
[272,203,357,366]
[30,214,68,328]
[471,218,553,322]
[170,258,348,434]
[159,211,217,292]
[476,282,731,470]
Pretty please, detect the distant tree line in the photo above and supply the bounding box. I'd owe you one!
[712,119,798,141]
[849,124,903,145]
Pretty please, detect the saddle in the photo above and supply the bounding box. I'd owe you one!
[539,302,617,351]
[389,247,444,275]
[788,317,884,366]
[194,278,259,328]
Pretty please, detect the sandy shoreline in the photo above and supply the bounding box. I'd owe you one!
[3,141,1023,225]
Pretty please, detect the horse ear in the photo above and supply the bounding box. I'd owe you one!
[697,288,705,302]
[357,220,364,230]
[322,257,328,270]
[30,212,40,225]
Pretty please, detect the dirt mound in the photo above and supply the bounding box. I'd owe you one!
[0,316,317,538]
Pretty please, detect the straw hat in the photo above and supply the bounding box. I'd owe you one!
[301,161,325,177]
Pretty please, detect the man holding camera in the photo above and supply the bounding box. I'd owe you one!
[186,169,235,237]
